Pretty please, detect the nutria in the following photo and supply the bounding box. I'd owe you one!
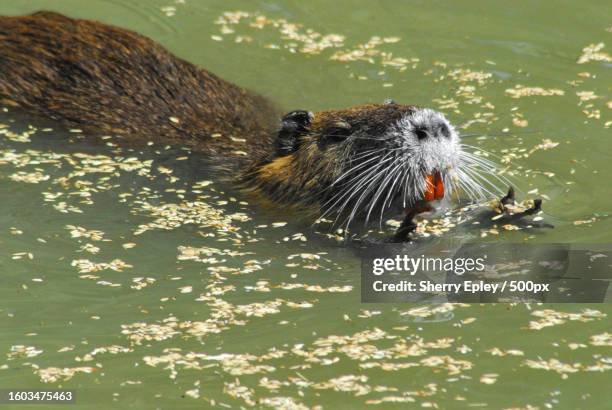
[0,11,521,236]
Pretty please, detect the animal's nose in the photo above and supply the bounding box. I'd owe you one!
[439,124,451,138]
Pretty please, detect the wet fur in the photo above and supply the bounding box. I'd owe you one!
[0,11,279,168]
[242,104,417,208]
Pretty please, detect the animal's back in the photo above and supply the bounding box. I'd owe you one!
[0,11,278,156]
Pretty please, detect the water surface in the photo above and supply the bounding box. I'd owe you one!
[0,1,611,408]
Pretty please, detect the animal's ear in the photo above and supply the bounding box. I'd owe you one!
[276,110,312,155]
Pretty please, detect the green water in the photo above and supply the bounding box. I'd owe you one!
[0,0,611,409]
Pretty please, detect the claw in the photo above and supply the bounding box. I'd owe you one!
[496,186,549,226]
[389,202,434,242]
[387,187,548,243]
[500,186,515,206]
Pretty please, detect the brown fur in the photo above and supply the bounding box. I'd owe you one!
[310,104,413,134]
[0,11,420,215]
[242,104,416,207]
[0,11,279,168]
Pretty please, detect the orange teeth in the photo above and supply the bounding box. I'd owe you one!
[424,171,445,201]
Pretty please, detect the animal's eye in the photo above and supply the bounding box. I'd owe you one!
[318,133,349,149]
[415,128,428,140]
[318,121,352,149]
[326,135,348,143]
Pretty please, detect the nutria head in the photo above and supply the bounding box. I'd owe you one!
[244,101,489,228]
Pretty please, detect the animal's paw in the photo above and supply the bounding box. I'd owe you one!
[491,186,549,227]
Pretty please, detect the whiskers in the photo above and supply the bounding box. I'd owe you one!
[318,142,512,233]
[454,143,513,202]
[319,144,422,231]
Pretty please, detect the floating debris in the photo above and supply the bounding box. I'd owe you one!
[505,85,565,98]
[8,345,43,359]
[528,309,606,330]
[577,43,612,64]
[9,170,49,183]
[479,373,499,384]
[523,357,612,379]
[71,258,132,273]
[36,366,96,383]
